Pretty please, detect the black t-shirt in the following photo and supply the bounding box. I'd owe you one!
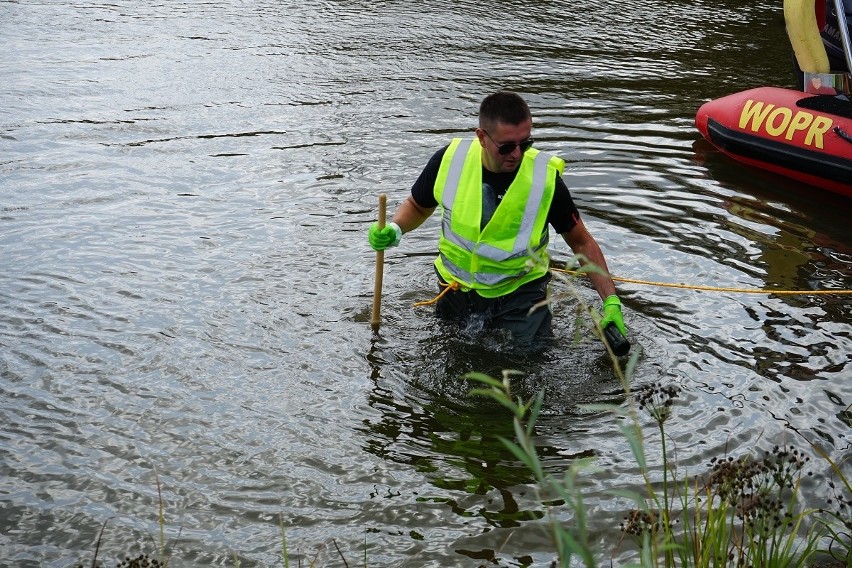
[410,146,581,234]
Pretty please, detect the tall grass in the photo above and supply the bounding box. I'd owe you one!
[465,369,850,568]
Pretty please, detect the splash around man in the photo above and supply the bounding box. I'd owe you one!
[369,91,627,352]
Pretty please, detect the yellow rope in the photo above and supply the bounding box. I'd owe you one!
[413,280,461,307]
[551,267,852,295]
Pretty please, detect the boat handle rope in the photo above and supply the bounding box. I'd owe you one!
[834,126,852,144]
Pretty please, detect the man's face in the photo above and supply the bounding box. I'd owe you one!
[476,117,533,173]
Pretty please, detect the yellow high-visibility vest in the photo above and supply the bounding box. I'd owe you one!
[434,138,564,298]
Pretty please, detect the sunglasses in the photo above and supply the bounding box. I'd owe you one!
[483,130,534,155]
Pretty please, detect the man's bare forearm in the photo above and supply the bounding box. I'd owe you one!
[392,196,436,234]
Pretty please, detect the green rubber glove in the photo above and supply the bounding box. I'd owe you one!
[600,295,627,337]
[368,222,402,251]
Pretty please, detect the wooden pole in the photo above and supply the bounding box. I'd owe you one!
[371,193,387,333]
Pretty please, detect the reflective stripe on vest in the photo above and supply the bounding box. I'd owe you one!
[435,138,561,295]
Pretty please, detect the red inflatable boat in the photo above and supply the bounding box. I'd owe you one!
[695,87,852,198]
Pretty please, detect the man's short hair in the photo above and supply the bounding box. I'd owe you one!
[479,91,531,130]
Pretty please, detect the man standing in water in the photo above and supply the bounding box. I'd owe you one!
[368,91,627,350]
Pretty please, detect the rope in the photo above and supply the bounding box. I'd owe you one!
[551,267,852,296]
[413,280,460,307]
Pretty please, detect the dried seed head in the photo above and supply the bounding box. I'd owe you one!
[634,381,681,424]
